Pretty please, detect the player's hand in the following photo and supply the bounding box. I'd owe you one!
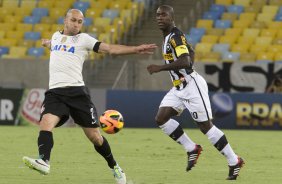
[135,44,158,54]
[42,39,51,48]
[147,64,162,74]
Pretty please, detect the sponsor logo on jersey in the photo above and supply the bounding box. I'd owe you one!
[163,53,173,60]
[51,45,75,53]
[181,35,187,45]
[170,38,177,48]
[175,45,189,57]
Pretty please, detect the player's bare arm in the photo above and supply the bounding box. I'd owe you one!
[147,54,192,74]
[98,42,157,55]
[42,39,51,49]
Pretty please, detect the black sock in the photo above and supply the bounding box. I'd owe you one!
[37,130,53,162]
[214,135,228,152]
[94,136,116,169]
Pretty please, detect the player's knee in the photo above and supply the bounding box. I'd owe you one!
[155,114,169,126]
[83,127,103,145]
[89,133,103,146]
[39,119,54,131]
[198,120,213,134]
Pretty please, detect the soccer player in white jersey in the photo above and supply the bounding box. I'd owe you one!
[22,9,157,184]
[147,5,244,180]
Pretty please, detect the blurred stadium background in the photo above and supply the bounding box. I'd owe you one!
[0,0,281,128]
[0,0,282,183]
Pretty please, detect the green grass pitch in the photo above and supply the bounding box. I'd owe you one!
[0,126,281,184]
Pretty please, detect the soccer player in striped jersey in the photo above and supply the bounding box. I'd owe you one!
[147,5,244,180]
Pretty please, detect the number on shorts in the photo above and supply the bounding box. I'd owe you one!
[192,112,198,119]
[90,108,96,123]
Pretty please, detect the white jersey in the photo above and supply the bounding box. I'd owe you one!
[49,31,99,89]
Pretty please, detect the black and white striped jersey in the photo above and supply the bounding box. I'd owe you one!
[162,27,195,90]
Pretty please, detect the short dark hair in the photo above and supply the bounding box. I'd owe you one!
[158,5,174,19]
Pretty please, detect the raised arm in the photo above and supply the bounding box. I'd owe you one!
[42,39,51,49]
[98,42,157,55]
[147,55,192,74]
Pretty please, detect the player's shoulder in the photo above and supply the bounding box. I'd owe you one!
[53,31,61,36]
[77,32,97,41]
[51,31,62,40]
[78,32,88,37]
[78,32,91,38]
[171,27,185,38]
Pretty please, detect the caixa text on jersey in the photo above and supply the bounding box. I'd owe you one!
[51,45,75,53]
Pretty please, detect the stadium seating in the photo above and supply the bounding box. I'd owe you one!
[234,0,251,7]
[0,31,5,39]
[242,28,260,37]
[2,46,27,58]
[28,48,45,58]
[24,16,41,24]
[32,8,49,18]
[255,36,273,45]
[0,0,146,59]
[212,43,230,55]
[0,47,9,57]
[257,52,275,61]
[237,36,255,45]
[216,0,233,6]
[34,24,51,32]
[24,32,41,41]
[73,1,90,13]
[231,44,250,53]
[18,40,35,48]
[6,31,24,39]
[16,23,33,32]
[274,53,282,61]
[222,52,240,62]
[206,28,225,36]
[190,0,282,62]
[201,35,219,44]
[219,35,237,45]
[196,19,213,29]
[225,28,242,37]
[227,5,244,14]
[221,12,238,21]
[214,20,232,28]
[240,53,256,62]
[201,52,221,62]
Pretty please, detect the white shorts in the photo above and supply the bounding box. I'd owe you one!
[159,72,213,122]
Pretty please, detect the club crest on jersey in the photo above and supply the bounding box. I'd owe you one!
[166,44,171,51]
[51,45,75,53]
[61,36,67,43]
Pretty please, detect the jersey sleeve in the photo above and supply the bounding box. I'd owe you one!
[82,33,100,52]
[169,34,190,57]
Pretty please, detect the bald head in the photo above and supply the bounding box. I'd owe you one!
[66,9,84,18]
[64,9,84,36]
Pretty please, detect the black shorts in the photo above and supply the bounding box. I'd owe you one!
[40,86,99,128]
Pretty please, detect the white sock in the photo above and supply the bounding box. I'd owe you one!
[160,119,196,152]
[206,126,238,166]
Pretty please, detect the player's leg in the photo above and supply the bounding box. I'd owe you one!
[23,91,68,175]
[157,90,202,171]
[23,113,60,175]
[69,88,126,184]
[156,106,202,172]
[196,120,244,180]
[83,127,117,168]
[82,127,126,184]
[187,73,244,180]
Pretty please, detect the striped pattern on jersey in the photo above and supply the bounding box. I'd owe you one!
[162,27,194,90]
